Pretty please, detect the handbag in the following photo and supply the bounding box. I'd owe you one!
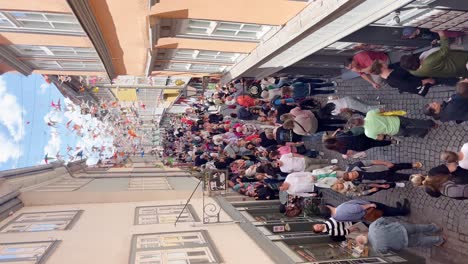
[379,110,406,116]
[363,208,383,222]
[294,120,311,135]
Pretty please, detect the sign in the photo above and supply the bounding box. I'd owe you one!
[208,170,227,191]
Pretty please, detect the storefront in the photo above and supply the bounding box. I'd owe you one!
[216,198,426,264]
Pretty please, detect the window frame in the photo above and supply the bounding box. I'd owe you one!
[0,240,60,264]
[176,19,273,42]
[10,45,98,59]
[25,59,104,71]
[128,177,172,190]
[0,11,85,36]
[129,230,222,264]
[170,49,244,63]
[0,210,83,233]
[134,205,199,225]
[165,62,229,73]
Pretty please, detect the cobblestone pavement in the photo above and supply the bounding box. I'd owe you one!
[311,78,468,264]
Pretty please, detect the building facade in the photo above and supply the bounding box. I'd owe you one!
[0,162,426,264]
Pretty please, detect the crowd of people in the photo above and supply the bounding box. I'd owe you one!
[162,30,467,253]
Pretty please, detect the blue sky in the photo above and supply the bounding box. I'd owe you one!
[0,73,77,171]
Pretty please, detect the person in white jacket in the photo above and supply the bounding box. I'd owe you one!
[279,169,341,197]
[327,96,381,116]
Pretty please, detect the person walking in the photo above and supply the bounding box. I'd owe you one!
[312,218,356,241]
[342,160,423,183]
[279,171,319,197]
[327,96,381,115]
[424,93,468,123]
[400,31,468,78]
[271,153,331,173]
[324,132,392,156]
[319,199,410,222]
[346,50,389,89]
[355,218,444,253]
[363,109,436,140]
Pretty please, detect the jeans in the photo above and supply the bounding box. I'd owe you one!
[372,201,407,217]
[302,132,326,144]
[292,82,335,99]
[400,223,442,248]
[396,117,435,138]
[304,157,330,172]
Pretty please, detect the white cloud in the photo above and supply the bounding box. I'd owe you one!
[43,127,61,161]
[39,83,49,94]
[0,76,26,142]
[0,132,22,164]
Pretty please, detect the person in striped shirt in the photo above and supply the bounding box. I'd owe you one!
[312,218,357,241]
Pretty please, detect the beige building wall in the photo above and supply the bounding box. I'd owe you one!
[89,0,149,76]
[0,33,93,47]
[0,199,274,264]
[0,0,71,13]
[151,0,307,25]
[155,38,258,53]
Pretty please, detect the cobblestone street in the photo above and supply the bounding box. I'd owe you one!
[313,78,468,264]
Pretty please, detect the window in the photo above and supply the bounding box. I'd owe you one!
[0,11,84,34]
[128,178,172,190]
[172,49,244,63]
[0,241,59,264]
[130,231,220,264]
[180,19,272,41]
[166,62,228,73]
[135,205,198,225]
[11,45,98,58]
[26,59,104,71]
[0,211,82,233]
[33,178,92,192]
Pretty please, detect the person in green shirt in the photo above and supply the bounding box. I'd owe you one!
[363,109,435,140]
[400,31,468,78]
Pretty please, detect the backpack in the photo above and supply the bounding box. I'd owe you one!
[270,95,282,106]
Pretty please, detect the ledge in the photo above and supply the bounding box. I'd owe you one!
[66,0,116,80]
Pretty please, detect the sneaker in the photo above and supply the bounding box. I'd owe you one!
[431,223,443,233]
[331,159,338,164]
[395,182,405,188]
[413,162,423,169]
[434,236,446,247]
[331,81,338,86]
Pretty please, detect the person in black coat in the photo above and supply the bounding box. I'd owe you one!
[424,93,468,123]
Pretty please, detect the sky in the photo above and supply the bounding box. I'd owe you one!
[0,73,76,170]
[0,73,79,171]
